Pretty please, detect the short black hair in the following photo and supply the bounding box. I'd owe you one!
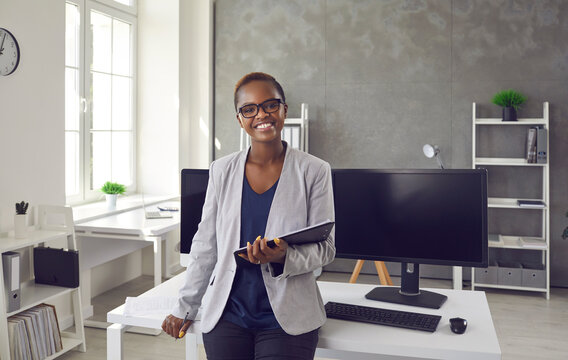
[234,72,286,111]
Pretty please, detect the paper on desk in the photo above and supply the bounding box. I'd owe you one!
[123,296,178,316]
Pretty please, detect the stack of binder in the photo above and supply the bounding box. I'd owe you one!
[7,303,62,360]
[526,127,547,164]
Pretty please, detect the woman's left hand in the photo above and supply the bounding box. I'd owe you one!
[239,237,288,265]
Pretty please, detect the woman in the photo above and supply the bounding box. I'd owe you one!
[162,72,335,359]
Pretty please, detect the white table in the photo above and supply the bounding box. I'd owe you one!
[107,275,501,360]
[74,199,180,327]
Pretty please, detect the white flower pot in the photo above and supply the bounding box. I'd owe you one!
[14,214,28,239]
[106,194,118,210]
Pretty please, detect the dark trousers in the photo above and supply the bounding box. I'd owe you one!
[202,320,319,360]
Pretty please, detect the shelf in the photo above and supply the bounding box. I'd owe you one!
[0,230,68,253]
[6,280,77,317]
[475,158,547,166]
[472,101,550,299]
[489,235,547,250]
[475,118,547,125]
[488,197,547,209]
[44,336,84,360]
[473,283,547,293]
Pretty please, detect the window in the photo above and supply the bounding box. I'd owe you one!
[65,0,136,204]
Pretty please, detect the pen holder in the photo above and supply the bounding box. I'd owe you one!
[14,214,28,239]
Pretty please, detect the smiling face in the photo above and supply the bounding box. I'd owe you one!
[236,80,288,145]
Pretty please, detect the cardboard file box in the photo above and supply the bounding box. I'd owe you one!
[498,262,522,286]
[475,260,498,284]
[522,263,546,288]
[34,247,79,288]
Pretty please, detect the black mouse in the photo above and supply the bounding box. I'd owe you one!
[449,317,467,334]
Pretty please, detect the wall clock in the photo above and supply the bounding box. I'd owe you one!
[0,27,20,76]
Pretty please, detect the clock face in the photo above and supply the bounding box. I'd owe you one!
[0,28,20,76]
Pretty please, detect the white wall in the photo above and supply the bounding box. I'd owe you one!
[137,0,180,195]
[0,0,65,231]
[179,0,213,169]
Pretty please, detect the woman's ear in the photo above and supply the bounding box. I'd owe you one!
[283,103,288,118]
[236,114,244,128]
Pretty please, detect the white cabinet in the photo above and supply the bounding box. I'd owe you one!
[0,205,86,359]
[471,102,550,299]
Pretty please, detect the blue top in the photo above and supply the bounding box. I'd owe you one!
[221,175,281,329]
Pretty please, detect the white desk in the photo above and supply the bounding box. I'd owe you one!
[74,199,180,326]
[107,275,501,360]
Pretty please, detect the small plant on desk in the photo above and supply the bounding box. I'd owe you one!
[14,201,29,238]
[101,181,126,210]
[100,181,126,195]
[15,201,29,215]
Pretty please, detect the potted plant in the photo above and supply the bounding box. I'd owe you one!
[491,89,527,121]
[14,201,29,239]
[101,181,126,210]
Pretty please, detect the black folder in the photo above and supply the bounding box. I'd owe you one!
[233,220,335,256]
[34,247,79,288]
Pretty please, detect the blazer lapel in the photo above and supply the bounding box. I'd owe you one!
[264,143,293,239]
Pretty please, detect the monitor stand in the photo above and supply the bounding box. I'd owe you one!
[365,262,447,309]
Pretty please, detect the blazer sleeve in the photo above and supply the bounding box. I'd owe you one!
[277,162,336,278]
[171,161,219,320]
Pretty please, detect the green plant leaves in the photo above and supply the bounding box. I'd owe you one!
[491,89,527,111]
[100,181,126,195]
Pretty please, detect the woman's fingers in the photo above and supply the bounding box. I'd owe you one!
[242,236,288,264]
[246,240,259,264]
[161,314,187,338]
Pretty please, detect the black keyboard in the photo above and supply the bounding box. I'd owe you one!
[325,301,441,332]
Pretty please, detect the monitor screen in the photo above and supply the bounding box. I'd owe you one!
[332,169,487,308]
[332,169,488,267]
[180,169,209,266]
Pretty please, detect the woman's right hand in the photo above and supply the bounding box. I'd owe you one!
[162,314,192,339]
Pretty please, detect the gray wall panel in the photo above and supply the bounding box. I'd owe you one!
[214,0,568,286]
[326,0,452,84]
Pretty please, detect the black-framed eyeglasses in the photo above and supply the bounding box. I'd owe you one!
[238,98,284,118]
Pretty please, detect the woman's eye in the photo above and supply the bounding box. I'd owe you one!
[265,103,279,111]
[242,107,255,115]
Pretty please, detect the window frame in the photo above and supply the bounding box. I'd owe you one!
[65,0,137,205]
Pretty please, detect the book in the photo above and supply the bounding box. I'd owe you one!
[517,200,546,208]
[536,127,547,164]
[8,304,63,359]
[526,127,537,163]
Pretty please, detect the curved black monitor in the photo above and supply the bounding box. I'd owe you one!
[332,169,488,308]
[180,169,209,267]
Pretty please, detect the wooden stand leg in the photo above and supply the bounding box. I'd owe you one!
[349,260,365,283]
[374,261,393,286]
[350,259,393,285]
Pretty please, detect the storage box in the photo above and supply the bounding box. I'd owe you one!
[497,262,522,286]
[521,263,546,289]
[475,261,498,284]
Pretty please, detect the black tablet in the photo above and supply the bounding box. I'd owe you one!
[233,220,335,256]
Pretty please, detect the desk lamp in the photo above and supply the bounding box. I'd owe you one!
[423,144,445,169]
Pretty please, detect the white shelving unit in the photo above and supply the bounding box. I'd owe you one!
[0,205,86,359]
[471,102,550,299]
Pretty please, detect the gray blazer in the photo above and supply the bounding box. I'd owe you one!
[172,144,336,335]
